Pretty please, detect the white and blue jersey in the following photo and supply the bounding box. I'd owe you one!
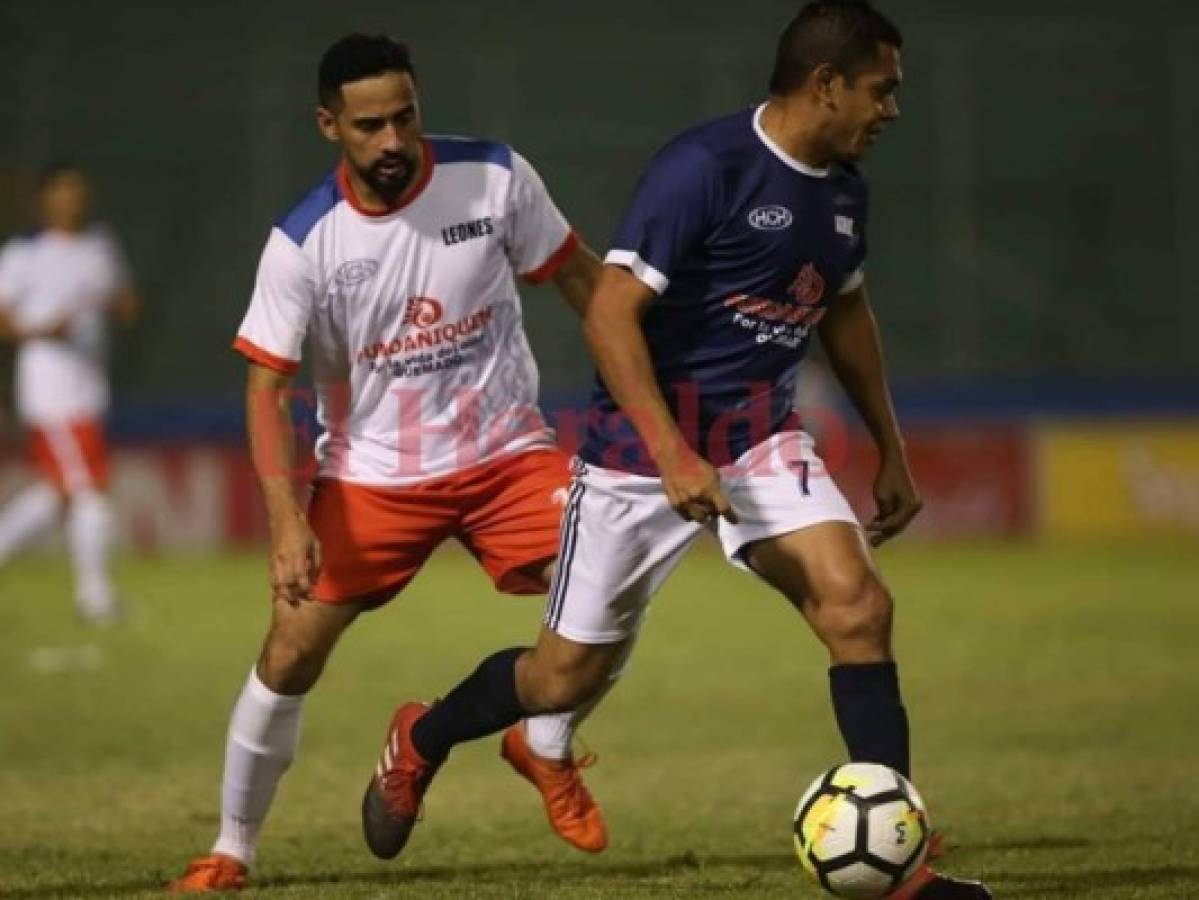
[235,136,578,485]
[580,103,869,473]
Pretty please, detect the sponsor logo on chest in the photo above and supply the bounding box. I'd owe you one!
[747,205,793,231]
[441,216,494,246]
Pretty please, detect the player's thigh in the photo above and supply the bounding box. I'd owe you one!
[743,521,880,612]
[457,448,571,595]
[745,523,894,660]
[544,461,701,646]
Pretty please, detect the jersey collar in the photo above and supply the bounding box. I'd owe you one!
[337,139,436,217]
[752,104,830,179]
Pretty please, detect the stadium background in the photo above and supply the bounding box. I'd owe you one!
[1,0,1197,550]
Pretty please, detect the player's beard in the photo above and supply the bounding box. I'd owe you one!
[359,151,417,204]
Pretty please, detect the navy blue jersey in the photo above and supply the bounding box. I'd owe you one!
[579,104,869,474]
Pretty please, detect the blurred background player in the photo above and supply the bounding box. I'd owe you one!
[0,164,139,624]
[361,3,990,897]
[170,34,612,892]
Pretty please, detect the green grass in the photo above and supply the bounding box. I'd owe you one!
[1,539,1197,899]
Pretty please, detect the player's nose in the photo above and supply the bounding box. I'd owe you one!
[380,123,404,151]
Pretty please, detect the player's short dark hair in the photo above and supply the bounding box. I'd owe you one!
[769,0,902,95]
[37,161,84,189]
[318,34,415,109]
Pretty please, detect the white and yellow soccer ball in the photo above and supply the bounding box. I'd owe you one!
[793,763,929,899]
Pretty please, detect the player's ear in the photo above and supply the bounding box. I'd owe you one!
[812,63,839,110]
[315,106,340,144]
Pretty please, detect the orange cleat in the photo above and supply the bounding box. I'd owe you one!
[167,853,248,893]
[501,723,608,853]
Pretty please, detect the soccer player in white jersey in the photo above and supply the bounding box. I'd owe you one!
[0,164,139,623]
[363,3,991,897]
[170,35,612,892]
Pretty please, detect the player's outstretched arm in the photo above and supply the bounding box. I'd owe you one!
[245,362,322,604]
[550,240,603,318]
[583,264,736,524]
[0,309,21,343]
[817,281,920,545]
[108,286,141,327]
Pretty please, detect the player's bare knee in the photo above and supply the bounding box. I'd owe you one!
[819,577,893,647]
[257,632,329,694]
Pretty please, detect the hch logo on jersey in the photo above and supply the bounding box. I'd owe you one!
[747,205,793,230]
[402,296,444,327]
[334,258,380,287]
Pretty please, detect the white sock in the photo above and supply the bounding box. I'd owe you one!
[66,490,117,619]
[524,634,637,761]
[0,481,61,564]
[211,667,304,866]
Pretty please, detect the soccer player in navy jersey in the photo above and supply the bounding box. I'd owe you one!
[362,4,990,895]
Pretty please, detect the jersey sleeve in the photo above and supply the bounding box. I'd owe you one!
[606,139,721,295]
[505,151,578,284]
[838,182,869,294]
[233,228,315,374]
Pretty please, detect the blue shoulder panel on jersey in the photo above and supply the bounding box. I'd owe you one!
[429,136,512,170]
[276,169,340,246]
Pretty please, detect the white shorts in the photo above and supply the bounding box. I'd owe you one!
[544,431,859,643]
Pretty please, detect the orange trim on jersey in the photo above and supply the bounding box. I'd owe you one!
[522,230,581,284]
[336,139,436,217]
[233,336,301,375]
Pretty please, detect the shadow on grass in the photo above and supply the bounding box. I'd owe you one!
[992,865,1199,897]
[964,836,1095,851]
[0,852,793,898]
[13,858,1199,898]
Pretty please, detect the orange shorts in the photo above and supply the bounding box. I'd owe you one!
[27,419,110,494]
[308,447,571,605]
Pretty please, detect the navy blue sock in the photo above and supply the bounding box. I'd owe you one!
[829,661,911,778]
[411,647,527,766]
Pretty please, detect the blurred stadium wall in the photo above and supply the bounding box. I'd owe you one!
[1,0,1197,548]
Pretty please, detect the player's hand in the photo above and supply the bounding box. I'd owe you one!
[44,317,72,340]
[867,455,921,546]
[268,513,322,605]
[16,317,71,342]
[657,446,739,525]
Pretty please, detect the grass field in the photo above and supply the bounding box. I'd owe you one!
[1,539,1197,899]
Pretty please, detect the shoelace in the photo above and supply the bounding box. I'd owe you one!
[193,857,234,874]
[179,857,243,886]
[544,751,599,820]
[380,756,431,817]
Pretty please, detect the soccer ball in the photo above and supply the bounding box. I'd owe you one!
[793,763,929,899]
